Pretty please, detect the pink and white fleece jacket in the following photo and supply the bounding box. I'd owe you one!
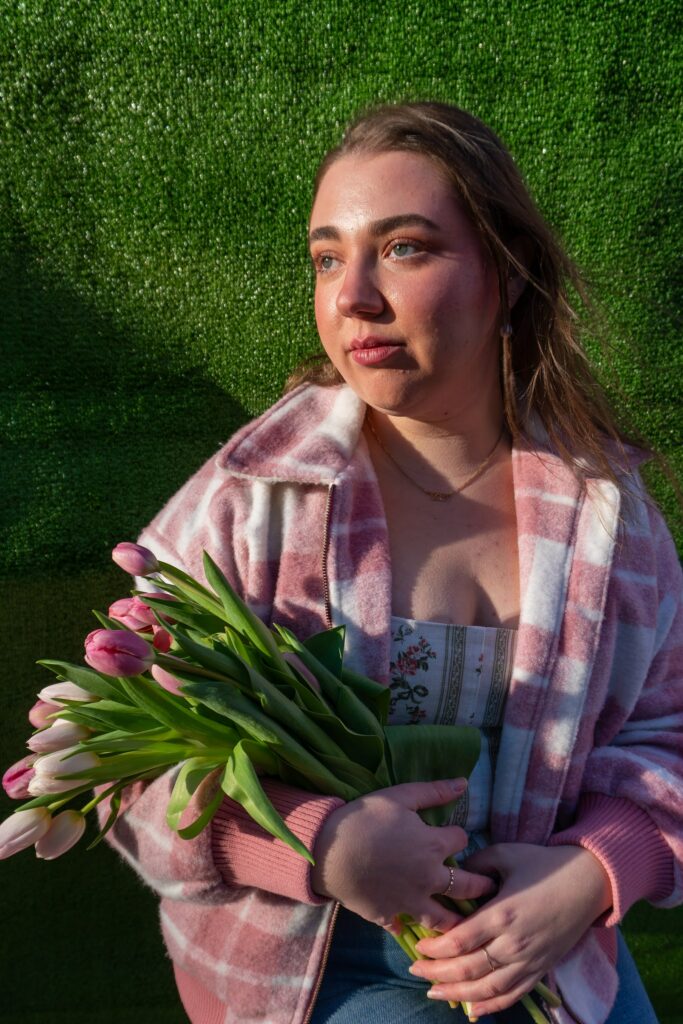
[100,383,683,1024]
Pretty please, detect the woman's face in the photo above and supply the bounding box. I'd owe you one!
[309,150,502,422]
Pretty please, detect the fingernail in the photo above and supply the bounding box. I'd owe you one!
[451,778,467,793]
[427,987,446,1000]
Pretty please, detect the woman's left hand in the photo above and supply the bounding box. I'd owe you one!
[409,843,613,1017]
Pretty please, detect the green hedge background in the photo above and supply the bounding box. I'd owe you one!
[1,2,681,1022]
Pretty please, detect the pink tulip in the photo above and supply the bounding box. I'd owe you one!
[28,747,101,796]
[28,699,59,729]
[2,756,36,799]
[37,681,96,704]
[151,663,184,696]
[35,810,86,860]
[112,542,159,577]
[108,596,155,631]
[0,808,51,860]
[27,720,91,754]
[84,629,154,677]
[152,626,173,653]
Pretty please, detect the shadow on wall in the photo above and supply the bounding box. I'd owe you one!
[0,225,249,578]
[0,228,248,1021]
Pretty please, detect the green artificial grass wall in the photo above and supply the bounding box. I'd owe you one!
[1,2,681,1021]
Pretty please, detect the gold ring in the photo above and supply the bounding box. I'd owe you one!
[440,865,456,897]
[482,946,499,973]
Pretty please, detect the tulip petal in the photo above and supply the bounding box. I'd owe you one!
[0,808,51,859]
[35,810,86,860]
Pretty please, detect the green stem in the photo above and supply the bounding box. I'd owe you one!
[534,981,561,1009]
[520,994,552,1024]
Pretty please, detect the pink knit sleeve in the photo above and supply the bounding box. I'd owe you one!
[549,792,674,926]
[211,779,344,904]
[97,771,344,906]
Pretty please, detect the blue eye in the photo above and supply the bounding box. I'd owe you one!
[314,254,338,273]
[390,242,418,258]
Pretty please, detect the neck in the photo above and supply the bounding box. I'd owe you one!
[366,386,507,482]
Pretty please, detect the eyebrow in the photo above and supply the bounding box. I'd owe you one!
[308,213,440,245]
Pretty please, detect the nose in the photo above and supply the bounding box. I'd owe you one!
[335,260,385,318]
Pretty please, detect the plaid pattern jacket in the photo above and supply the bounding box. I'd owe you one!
[103,383,683,1024]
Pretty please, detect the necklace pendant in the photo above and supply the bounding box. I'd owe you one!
[427,490,451,502]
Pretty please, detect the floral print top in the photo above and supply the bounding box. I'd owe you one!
[388,615,517,852]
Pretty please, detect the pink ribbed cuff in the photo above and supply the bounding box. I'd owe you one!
[549,792,674,926]
[211,778,344,904]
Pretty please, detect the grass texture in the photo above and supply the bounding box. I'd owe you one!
[1,2,681,1021]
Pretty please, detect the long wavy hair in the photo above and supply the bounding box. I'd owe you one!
[287,101,643,486]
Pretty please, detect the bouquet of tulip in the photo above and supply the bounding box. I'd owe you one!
[0,542,559,1024]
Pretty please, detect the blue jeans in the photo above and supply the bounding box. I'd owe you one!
[310,907,659,1023]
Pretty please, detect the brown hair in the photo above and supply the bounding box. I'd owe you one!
[288,101,646,487]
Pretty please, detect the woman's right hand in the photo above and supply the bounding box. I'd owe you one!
[310,779,497,933]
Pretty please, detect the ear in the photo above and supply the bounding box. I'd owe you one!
[506,236,534,309]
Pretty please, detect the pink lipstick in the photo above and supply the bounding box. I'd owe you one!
[349,337,404,366]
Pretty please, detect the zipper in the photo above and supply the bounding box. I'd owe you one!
[321,483,336,630]
[300,482,340,1024]
[301,901,340,1024]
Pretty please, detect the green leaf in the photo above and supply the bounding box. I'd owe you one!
[202,551,287,668]
[341,667,391,726]
[219,741,314,863]
[57,700,159,733]
[303,627,346,678]
[303,705,389,779]
[61,747,189,784]
[37,661,125,701]
[138,594,225,636]
[177,785,225,840]
[274,627,385,745]
[182,678,359,800]
[164,624,251,686]
[384,724,481,826]
[166,758,218,831]
[117,675,239,747]
[153,565,228,620]
[86,788,122,849]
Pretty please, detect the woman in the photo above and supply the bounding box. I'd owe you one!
[104,103,682,1024]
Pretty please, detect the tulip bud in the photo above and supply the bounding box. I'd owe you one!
[2,756,36,799]
[151,663,184,696]
[84,628,154,677]
[152,626,172,653]
[112,542,159,577]
[28,747,101,796]
[0,808,51,860]
[108,596,155,631]
[35,810,86,860]
[37,681,96,704]
[27,720,91,754]
[28,699,59,729]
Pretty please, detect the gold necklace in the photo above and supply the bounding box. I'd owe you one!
[366,412,505,502]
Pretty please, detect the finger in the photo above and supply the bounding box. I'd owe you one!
[387,778,467,811]
[409,946,493,984]
[429,970,541,1016]
[416,909,493,958]
[462,845,506,878]
[436,860,497,902]
[418,897,463,933]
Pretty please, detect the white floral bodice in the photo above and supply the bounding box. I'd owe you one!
[388,615,517,851]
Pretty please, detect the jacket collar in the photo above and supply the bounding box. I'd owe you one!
[216,384,367,485]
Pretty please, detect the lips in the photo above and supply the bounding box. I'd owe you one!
[349,336,403,351]
[348,337,405,366]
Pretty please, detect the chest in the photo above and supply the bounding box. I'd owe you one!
[376,460,520,629]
